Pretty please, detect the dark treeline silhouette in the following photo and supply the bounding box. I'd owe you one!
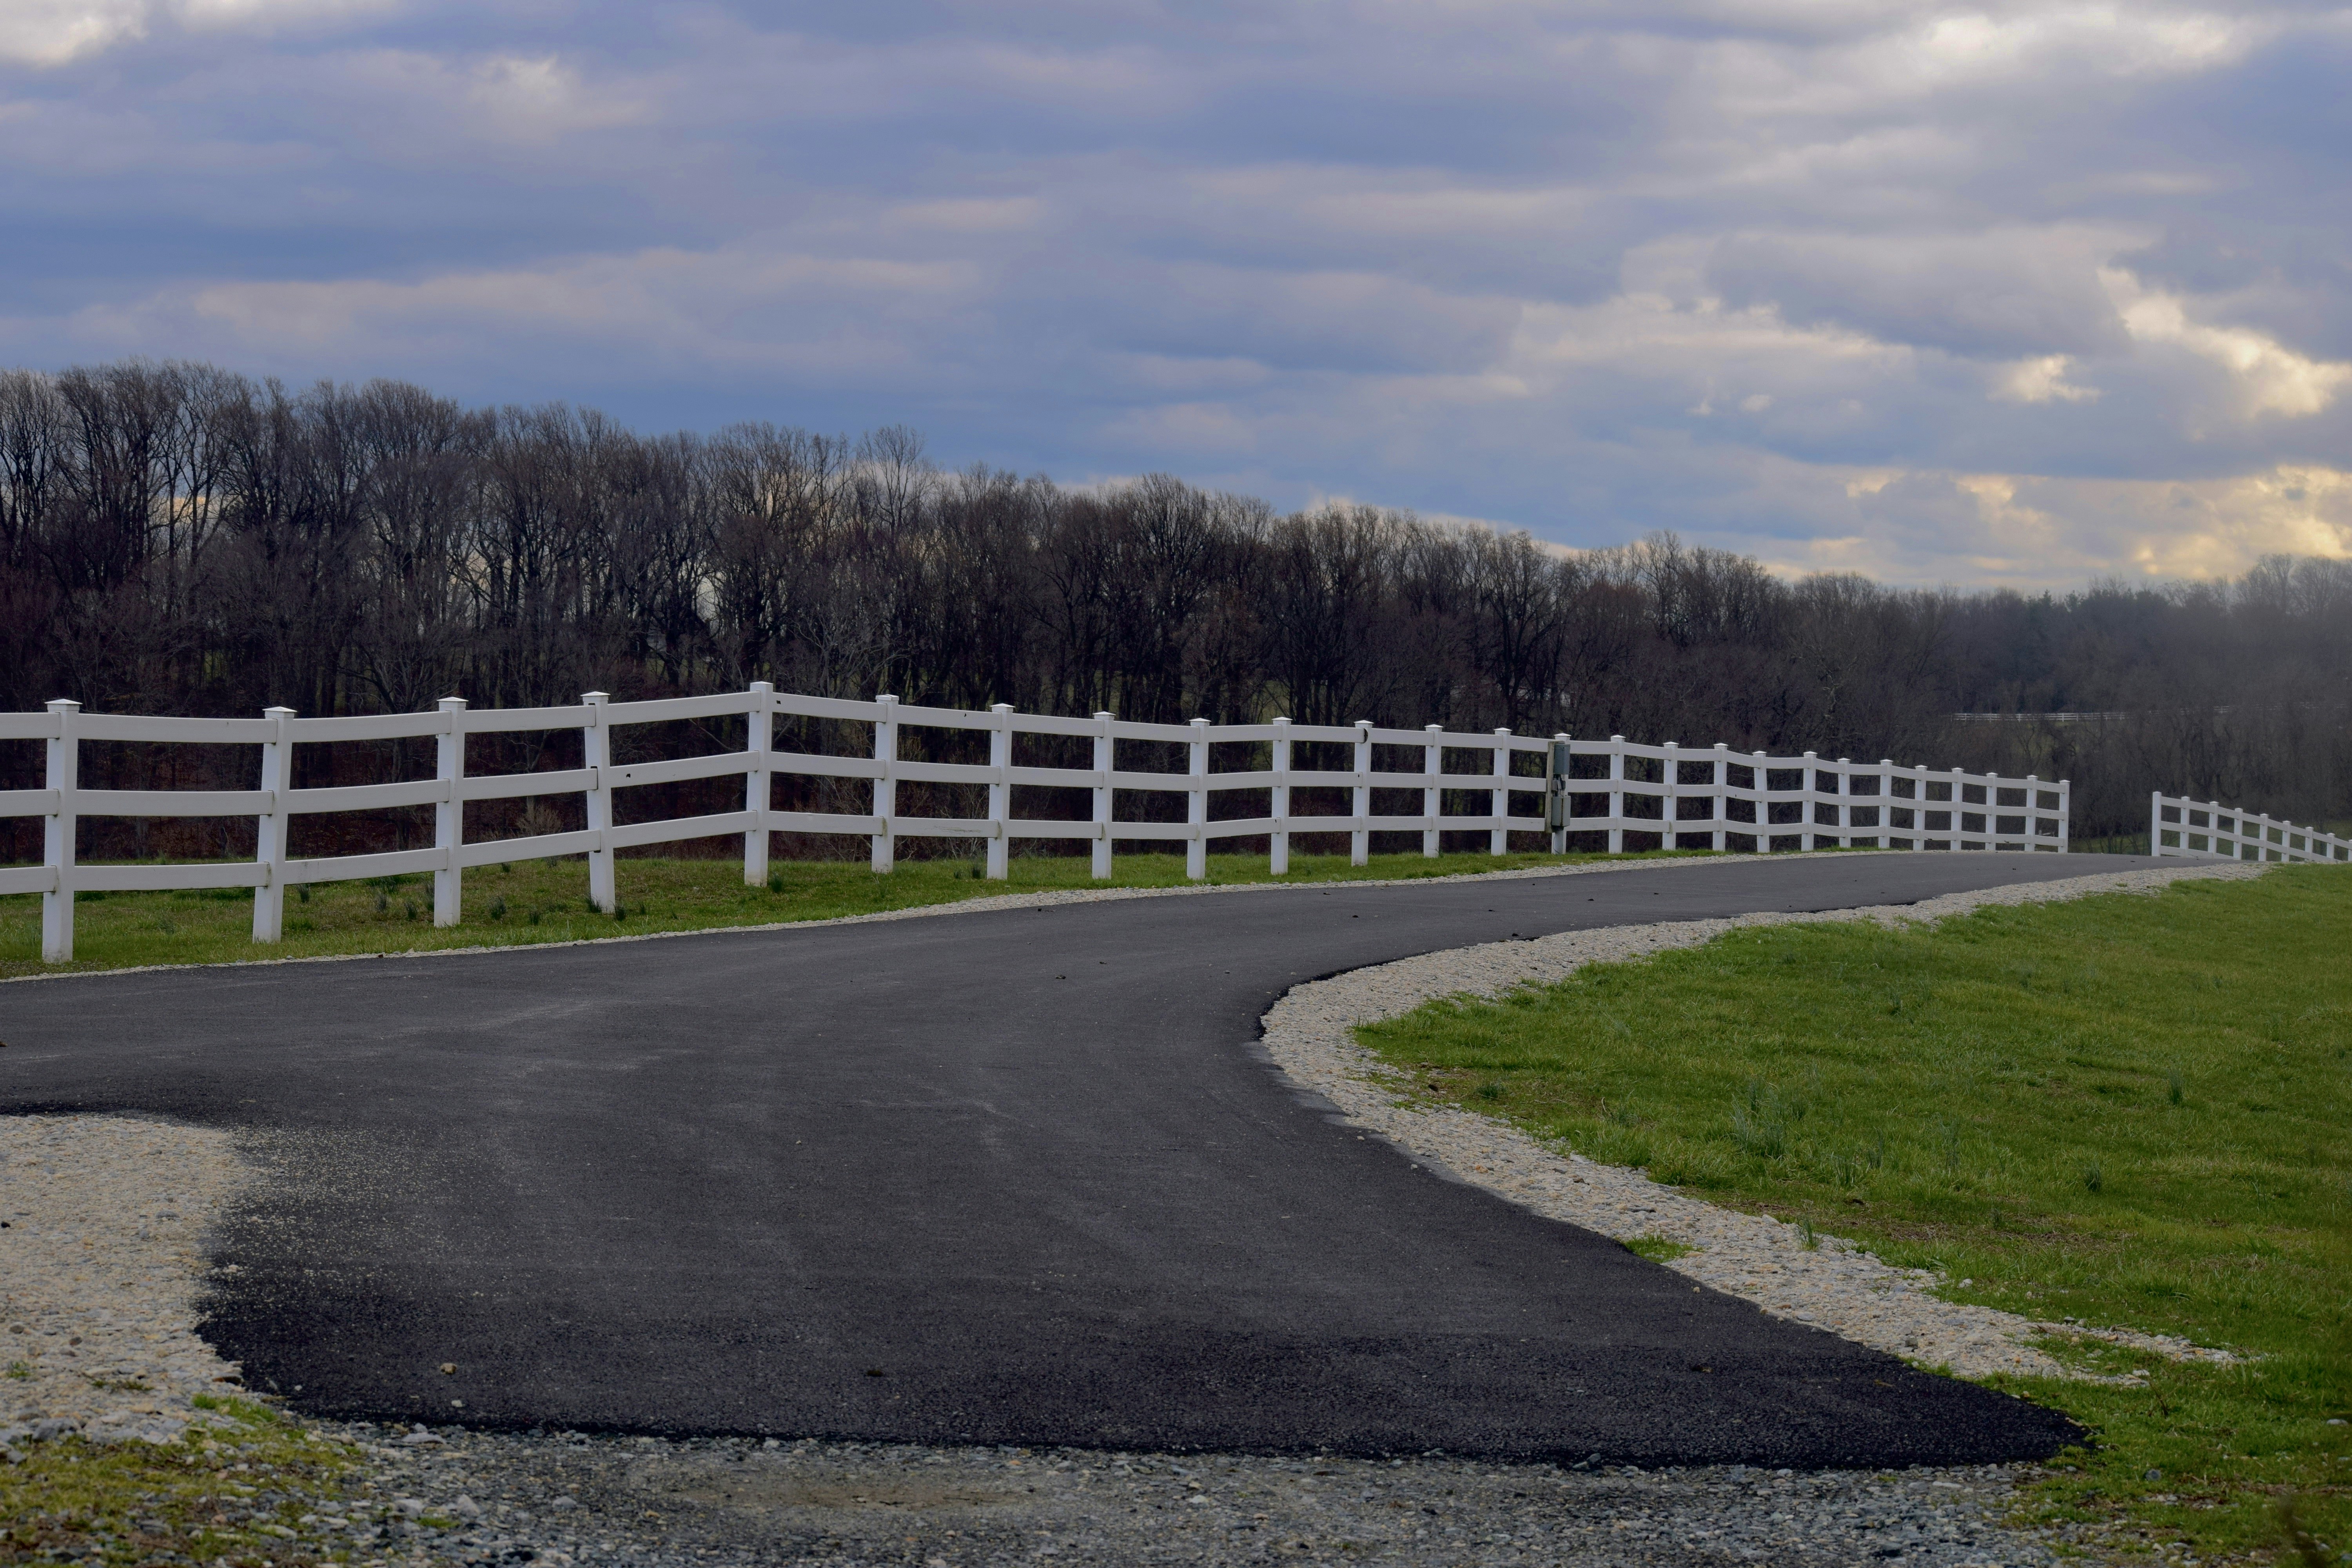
[2,360,2347,858]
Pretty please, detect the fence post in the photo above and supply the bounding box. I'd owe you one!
[744,682,773,887]
[871,694,898,874]
[1801,750,1820,851]
[1187,717,1209,880]
[1490,730,1512,855]
[1091,711,1113,879]
[434,697,468,926]
[1663,740,1680,851]
[2150,789,2162,858]
[1836,758,1852,848]
[1351,720,1373,866]
[1270,717,1290,875]
[2059,777,2071,853]
[1423,725,1443,858]
[987,703,1012,879]
[40,698,78,964]
[1606,735,1624,855]
[1753,749,1770,849]
[1713,744,1730,851]
[1551,734,1572,854]
[583,691,615,911]
[252,706,296,942]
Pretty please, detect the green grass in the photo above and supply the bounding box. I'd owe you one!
[0,846,1676,981]
[1358,867,2352,1564]
[0,1396,367,1565]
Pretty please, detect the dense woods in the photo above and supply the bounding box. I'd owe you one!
[2,359,2347,856]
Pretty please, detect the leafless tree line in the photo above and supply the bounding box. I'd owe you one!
[2,359,2346,849]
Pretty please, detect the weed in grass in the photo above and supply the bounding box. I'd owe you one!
[1354,868,2352,1565]
[372,891,387,914]
[768,870,784,893]
[295,884,309,904]
[2083,1159,2103,1194]
[5,1360,28,1380]
[402,898,417,921]
[526,906,543,925]
[1797,1217,1820,1250]
[489,894,507,920]
[1476,1082,1505,1101]
[1623,1234,1694,1262]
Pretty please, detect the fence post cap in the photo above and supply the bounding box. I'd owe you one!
[1715,742,1728,750]
[1192,717,1211,729]
[991,702,1013,715]
[1427,723,1443,733]
[748,679,774,693]
[1804,750,1817,759]
[263,705,297,719]
[1271,715,1288,725]
[1609,733,1624,742]
[582,691,609,703]
[1095,710,1114,722]
[437,695,468,710]
[875,693,897,705]
[45,697,81,712]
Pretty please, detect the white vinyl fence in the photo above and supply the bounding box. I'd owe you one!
[2150,793,2350,865]
[1,686,2068,961]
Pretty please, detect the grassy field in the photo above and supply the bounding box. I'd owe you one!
[0,846,1660,981]
[1358,866,2351,1564]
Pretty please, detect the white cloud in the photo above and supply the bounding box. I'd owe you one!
[0,0,146,65]
[0,0,390,65]
[1992,354,2100,403]
[2106,269,2352,419]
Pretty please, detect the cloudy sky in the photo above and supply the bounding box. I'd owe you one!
[4,1,2348,586]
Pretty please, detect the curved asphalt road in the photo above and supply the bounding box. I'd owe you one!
[3,854,2151,1465]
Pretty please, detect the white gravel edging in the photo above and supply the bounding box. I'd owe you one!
[0,1114,250,1453]
[1262,861,2263,1383]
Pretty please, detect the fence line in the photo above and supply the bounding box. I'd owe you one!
[2150,792,2350,865]
[1,686,2069,961]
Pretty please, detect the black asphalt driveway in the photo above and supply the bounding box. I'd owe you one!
[4,855,2147,1464]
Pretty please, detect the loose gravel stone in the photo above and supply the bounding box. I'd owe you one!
[1261,861,2259,1383]
[0,1112,250,1453]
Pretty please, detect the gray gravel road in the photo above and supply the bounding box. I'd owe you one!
[0,854,2133,1469]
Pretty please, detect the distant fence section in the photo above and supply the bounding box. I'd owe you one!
[2151,792,2349,865]
[2,686,2067,961]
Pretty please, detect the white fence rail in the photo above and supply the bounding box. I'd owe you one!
[2150,792,2350,865]
[1,686,2068,961]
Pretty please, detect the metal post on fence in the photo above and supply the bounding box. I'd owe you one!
[987,703,1012,880]
[1270,717,1290,875]
[583,691,615,911]
[1606,736,1624,855]
[1423,725,1443,858]
[871,694,898,874]
[744,681,773,887]
[1091,711,1113,879]
[434,697,468,926]
[1187,717,1210,880]
[1490,730,1512,855]
[40,698,78,963]
[252,706,295,941]
[1351,720,1373,866]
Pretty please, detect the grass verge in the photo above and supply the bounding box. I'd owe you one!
[1357,867,2351,1564]
[0,846,1683,981]
[1,1397,369,1566]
